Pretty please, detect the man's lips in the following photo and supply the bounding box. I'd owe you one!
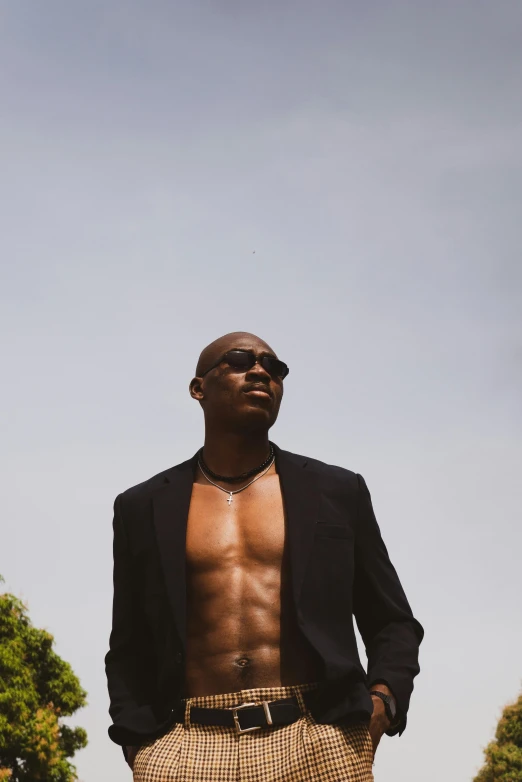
[243,386,272,399]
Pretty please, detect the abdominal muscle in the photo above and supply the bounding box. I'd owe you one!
[183,476,323,697]
[184,563,322,696]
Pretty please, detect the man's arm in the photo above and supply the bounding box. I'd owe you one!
[105,495,139,728]
[352,474,424,736]
[105,495,156,756]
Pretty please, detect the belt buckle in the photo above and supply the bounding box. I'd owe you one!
[231,700,274,734]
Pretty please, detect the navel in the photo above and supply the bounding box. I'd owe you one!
[235,656,251,668]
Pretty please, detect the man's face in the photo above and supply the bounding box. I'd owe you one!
[190,335,285,432]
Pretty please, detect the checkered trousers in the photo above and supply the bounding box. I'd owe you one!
[133,681,374,782]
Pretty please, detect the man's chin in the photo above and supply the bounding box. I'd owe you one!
[234,405,277,430]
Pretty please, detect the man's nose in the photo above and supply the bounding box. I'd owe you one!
[246,359,271,380]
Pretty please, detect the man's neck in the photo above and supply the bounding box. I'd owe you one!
[201,431,271,477]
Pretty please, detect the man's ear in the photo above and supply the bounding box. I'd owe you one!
[189,377,204,401]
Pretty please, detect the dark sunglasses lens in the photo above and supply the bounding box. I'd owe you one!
[224,350,256,370]
[261,357,289,379]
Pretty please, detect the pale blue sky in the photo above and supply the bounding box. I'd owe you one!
[1,2,521,781]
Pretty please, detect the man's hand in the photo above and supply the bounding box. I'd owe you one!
[368,684,396,758]
[126,745,139,772]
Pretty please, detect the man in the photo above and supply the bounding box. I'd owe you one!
[105,331,424,781]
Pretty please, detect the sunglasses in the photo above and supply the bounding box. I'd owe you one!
[201,349,289,380]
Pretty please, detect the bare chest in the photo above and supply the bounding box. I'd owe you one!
[186,475,286,570]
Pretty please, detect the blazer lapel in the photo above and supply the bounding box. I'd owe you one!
[152,456,195,650]
[275,445,322,606]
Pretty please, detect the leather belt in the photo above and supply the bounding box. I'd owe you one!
[174,696,302,734]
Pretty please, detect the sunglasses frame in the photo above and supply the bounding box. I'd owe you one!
[200,349,289,380]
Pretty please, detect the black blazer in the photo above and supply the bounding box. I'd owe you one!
[105,443,424,747]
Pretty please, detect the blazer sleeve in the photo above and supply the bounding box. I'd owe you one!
[105,494,159,748]
[352,474,424,736]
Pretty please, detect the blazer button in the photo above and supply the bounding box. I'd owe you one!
[175,652,183,664]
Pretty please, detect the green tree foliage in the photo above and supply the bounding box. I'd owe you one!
[0,576,87,781]
[474,689,522,782]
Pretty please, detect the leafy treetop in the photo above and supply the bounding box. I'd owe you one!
[0,577,87,781]
[474,689,522,782]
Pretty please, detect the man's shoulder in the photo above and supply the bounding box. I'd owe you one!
[117,457,194,503]
[279,446,360,487]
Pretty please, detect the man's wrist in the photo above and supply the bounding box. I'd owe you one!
[368,682,395,702]
[369,685,398,726]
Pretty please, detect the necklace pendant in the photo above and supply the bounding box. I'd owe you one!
[227,494,233,506]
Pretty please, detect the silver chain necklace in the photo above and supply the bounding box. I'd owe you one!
[197,454,275,505]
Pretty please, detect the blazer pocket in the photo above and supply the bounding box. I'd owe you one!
[314,522,353,539]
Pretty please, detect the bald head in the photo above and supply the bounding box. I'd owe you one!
[195,332,276,377]
[190,331,284,432]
